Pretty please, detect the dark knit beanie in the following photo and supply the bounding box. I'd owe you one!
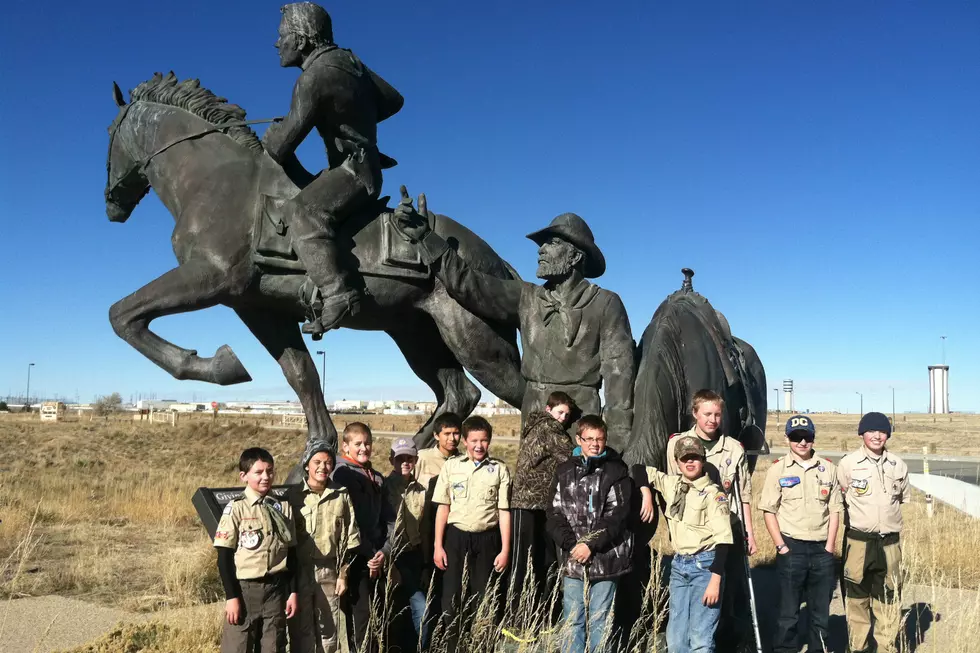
[302,438,335,468]
[858,412,892,437]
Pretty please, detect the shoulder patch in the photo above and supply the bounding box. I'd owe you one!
[715,492,728,503]
[669,433,681,439]
[222,503,233,516]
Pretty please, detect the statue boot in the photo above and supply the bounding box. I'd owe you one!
[292,223,361,340]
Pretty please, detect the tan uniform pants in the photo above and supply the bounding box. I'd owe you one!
[843,531,903,653]
[221,576,287,653]
[289,564,348,653]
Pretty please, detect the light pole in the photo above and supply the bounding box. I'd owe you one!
[25,362,35,411]
[316,350,326,398]
[855,391,863,415]
[773,387,780,427]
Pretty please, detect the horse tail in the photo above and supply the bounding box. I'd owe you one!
[626,301,688,468]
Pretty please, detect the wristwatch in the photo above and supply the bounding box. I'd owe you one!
[776,544,789,554]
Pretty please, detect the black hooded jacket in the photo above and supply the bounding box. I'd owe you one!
[546,446,633,581]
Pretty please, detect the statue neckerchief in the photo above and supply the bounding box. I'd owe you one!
[393,188,637,450]
[263,3,404,338]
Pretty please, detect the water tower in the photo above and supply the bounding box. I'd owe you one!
[928,365,949,414]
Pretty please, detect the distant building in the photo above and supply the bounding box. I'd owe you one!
[332,399,367,412]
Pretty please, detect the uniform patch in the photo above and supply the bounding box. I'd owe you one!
[817,465,825,472]
[487,463,497,473]
[451,482,467,498]
[779,476,801,488]
[715,493,728,503]
[698,489,707,497]
[726,459,732,466]
[851,478,870,495]
[222,504,233,516]
[215,530,231,540]
[888,459,897,466]
[239,530,262,550]
[271,501,283,513]
[821,488,829,497]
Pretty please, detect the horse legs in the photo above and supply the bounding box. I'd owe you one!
[109,262,250,385]
[423,291,526,410]
[234,307,337,449]
[386,319,481,449]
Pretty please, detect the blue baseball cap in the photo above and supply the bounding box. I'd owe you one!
[785,415,816,437]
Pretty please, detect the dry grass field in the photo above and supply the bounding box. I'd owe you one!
[1,413,979,652]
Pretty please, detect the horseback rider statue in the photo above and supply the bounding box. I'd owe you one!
[263,2,404,339]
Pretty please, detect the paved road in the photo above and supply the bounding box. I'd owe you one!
[768,448,980,485]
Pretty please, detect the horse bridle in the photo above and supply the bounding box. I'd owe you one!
[105,101,282,205]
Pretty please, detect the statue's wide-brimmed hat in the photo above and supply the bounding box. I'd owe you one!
[526,213,606,278]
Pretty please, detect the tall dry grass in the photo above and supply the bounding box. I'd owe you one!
[2,418,980,651]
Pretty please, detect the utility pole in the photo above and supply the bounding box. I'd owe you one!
[316,350,326,398]
[890,386,896,432]
[25,363,35,411]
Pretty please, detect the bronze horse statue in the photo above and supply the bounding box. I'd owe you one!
[104,73,526,448]
[625,269,768,468]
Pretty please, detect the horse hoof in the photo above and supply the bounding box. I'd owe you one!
[211,345,252,385]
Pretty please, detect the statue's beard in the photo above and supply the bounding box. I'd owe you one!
[536,256,574,281]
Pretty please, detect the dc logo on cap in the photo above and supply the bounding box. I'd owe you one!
[791,417,809,428]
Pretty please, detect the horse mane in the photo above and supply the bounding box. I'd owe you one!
[129,72,264,152]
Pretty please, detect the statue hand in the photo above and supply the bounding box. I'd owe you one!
[395,185,431,242]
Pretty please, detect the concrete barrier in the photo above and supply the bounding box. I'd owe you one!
[909,473,980,518]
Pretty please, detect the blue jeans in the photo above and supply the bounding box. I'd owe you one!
[668,550,722,653]
[394,550,429,648]
[561,576,618,653]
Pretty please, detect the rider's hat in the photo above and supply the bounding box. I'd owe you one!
[526,213,606,278]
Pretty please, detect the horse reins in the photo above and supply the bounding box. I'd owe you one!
[107,107,283,201]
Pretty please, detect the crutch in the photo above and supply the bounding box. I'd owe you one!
[732,468,763,653]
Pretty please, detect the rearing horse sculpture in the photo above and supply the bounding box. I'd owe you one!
[104,72,525,448]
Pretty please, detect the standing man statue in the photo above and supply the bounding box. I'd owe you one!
[394,189,636,449]
[264,2,405,338]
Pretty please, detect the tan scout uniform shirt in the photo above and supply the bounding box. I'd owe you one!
[213,486,296,580]
[385,473,427,549]
[415,446,456,486]
[666,429,750,515]
[836,446,909,535]
[759,453,842,542]
[644,467,733,555]
[288,481,361,568]
[433,455,511,533]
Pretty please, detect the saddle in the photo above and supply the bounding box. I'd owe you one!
[251,194,431,280]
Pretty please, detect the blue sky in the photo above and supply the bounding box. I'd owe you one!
[1,1,977,413]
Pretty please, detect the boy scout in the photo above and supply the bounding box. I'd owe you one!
[637,435,733,653]
[837,412,909,653]
[432,415,511,642]
[415,412,462,485]
[664,389,757,651]
[214,447,298,653]
[385,438,429,644]
[288,440,361,653]
[759,415,842,653]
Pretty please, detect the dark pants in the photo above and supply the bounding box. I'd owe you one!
[220,576,287,653]
[288,154,380,308]
[342,555,384,653]
[509,508,559,622]
[716,515,752,653]
[441,525,503,646]
[774,536,836,653]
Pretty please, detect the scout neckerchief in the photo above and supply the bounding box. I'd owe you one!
[261,496,294,546]
[670,479,693,518]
